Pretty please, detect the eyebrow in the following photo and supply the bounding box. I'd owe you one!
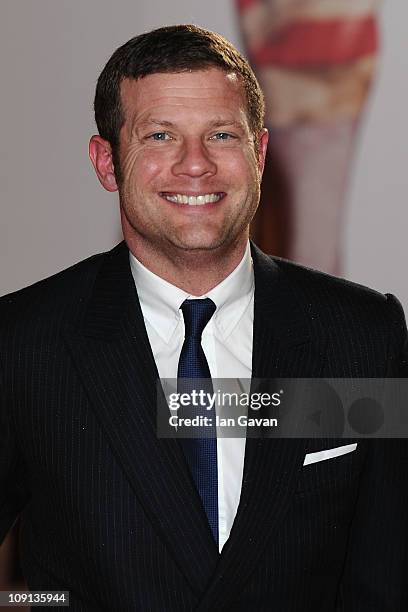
[137,118,246,130]
[138,119,175,128]
[209,119,245,129]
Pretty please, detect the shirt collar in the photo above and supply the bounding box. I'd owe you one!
[129,242,254,343]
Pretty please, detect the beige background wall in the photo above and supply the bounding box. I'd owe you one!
[345,0,407,303]
[1,1,407,309]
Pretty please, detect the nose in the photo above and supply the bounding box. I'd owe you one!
[172,138,217,178]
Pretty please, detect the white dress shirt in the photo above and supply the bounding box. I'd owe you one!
[129,243,254,552]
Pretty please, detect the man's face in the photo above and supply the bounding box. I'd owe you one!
[102,68,268,259]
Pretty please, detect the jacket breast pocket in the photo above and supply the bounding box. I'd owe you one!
[295,441,365,493]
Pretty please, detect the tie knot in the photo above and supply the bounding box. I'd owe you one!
[180,298,216,339]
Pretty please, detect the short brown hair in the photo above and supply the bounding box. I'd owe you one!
[94,24,265,176]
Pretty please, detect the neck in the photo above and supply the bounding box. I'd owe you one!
[125,236,248,295]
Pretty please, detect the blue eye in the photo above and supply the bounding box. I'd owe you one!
[150,132,171,141]
[213,133,234,140]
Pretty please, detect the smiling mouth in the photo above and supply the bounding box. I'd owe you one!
[160,192,225,206]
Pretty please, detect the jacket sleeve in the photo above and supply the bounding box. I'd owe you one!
[336,294,408,610]
[0,357,30,545]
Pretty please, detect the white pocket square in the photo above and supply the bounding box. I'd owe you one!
[303,443,357,466]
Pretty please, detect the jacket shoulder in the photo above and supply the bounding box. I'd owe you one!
[0,247,114,332]
[270,254,391,307]
[267,254,407,349]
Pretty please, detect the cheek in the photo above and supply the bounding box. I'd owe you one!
[124,158,164,189]
[220,149,259,182]
[121,144,165,186]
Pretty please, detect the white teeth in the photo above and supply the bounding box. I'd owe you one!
[162,193,222,205]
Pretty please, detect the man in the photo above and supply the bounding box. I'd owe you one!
[0,24,407,611]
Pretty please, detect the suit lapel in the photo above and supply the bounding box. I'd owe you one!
[197,244,328,610]
[64,242,218,596]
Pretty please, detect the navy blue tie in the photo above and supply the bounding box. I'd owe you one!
[177,298,218,545]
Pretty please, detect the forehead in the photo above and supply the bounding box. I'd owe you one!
[119,68,248,124]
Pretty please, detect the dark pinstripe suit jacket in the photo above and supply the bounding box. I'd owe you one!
[1,242,408,611]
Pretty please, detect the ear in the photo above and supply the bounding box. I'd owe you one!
[89,135,118,192]
[257,128,269,176]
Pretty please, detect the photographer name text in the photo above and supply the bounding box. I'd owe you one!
[169,415,278,428]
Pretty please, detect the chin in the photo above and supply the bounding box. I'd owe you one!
[172,241,221,253]
[169,232,228,252]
